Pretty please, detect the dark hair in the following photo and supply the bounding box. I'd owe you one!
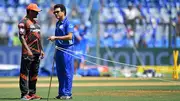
[26,10,30,14]
[54,4,66,16]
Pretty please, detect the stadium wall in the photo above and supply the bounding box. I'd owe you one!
[0,46,179,66]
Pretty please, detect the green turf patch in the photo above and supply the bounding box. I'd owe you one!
[1,86,180,101]
[0,77,180,101]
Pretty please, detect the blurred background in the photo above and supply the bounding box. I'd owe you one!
[0,0,180,78]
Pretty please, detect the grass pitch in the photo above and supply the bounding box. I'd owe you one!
[0,77,180,101]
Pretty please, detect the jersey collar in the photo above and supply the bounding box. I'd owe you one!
[60,17,67,24]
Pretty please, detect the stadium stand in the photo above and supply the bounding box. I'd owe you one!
[0,0,180,48]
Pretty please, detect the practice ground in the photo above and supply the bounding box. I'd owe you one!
[0,77,180,101]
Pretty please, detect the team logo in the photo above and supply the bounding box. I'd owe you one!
[30,25,36,29]
[59,25,63,29]
[69,24,73,28]
[30,24,40,32]
[19,28,25,33]
[19,28,25,35]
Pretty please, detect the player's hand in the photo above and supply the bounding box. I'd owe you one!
[40,51,45,59]
[48,36,56,41]
[27,50,34,61]
[27,50,33,57]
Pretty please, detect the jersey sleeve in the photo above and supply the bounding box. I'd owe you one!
[74,29,80,37]
[18,22,26,35]
[67,23,74,33]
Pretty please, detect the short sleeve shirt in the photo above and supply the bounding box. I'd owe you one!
[55,17,74,47]
[18,17,42,55]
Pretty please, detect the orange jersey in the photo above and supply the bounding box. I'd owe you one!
[18,16,42,55]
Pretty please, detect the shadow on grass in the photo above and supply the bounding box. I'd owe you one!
[0,98,19,100]
[0,98,56,100]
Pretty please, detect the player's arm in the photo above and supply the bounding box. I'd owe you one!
[48,23,74,41]
[48,33,72,41]
[39,41,45,59]
[18,23,33,56]
[19,35,33,55]
[74,28,82,42]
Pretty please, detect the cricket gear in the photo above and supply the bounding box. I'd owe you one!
[56,46,74,96]
[55,17,74,47]
[19,54,40,96]
[29,94,41,100]
[55,95,72,100]
[47,49,56,101]
[21,95,32,100]
[18,16,42,55]
[19,3,42,101]
[26,3,41,12]
[55,16,74,97]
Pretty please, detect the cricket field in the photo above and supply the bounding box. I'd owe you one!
[0,77,180,101]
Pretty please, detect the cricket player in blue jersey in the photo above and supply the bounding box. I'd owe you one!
[74,24,89,74]
[48,4,74,100]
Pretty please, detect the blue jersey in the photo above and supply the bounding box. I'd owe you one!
[55,17,74,47]
[55,18,74,97]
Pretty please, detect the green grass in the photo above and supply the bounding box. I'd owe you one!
[0,79,170,83]
[1,86,180,101]
[0,77,180,101]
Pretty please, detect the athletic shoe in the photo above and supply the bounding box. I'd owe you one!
[30,94,41,100]
[55,95,72,100]
[21,95,32,100]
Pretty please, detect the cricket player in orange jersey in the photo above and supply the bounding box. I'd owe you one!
[18,3,44,100]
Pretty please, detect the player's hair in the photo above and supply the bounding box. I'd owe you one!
[27,10,30,14]
[54,4,66,16]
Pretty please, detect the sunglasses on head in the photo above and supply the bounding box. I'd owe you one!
[53,11,60,14]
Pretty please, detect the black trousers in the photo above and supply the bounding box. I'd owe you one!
[19,54,40,97]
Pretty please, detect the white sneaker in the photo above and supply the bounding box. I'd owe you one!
[56,95,72,100]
